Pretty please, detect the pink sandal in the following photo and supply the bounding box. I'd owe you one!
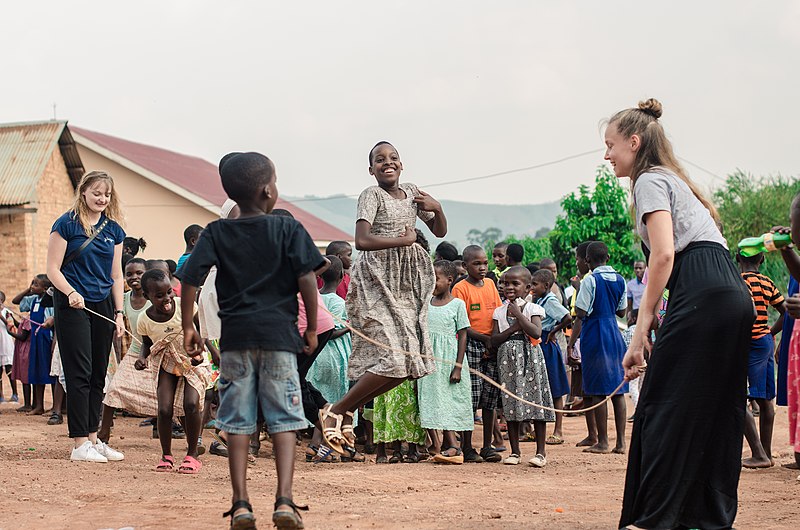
[155,455,175,472]
[178,455,202,474]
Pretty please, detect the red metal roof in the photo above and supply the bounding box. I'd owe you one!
[70,126,352,242]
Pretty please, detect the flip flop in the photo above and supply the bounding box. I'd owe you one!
[178,455,203,474]
[433,447,464,465]
[545,435,564,445]
[155,455,175,472]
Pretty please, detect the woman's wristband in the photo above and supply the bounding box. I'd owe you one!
[66,290,77,298]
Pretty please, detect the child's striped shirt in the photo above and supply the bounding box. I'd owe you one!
[741,272,784,339]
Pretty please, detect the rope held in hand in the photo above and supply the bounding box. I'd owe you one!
[22,304,644,415]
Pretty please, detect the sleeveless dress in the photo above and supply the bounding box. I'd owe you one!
[346,183,436,380]
[28,298,55,385]
[417,298,474,431]
[580,273,628,396]
[10,319,31,384]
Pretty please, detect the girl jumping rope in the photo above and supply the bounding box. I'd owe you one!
[134,269,209,474]
[320,141,447,454]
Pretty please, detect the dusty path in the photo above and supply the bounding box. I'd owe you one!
[0,397,797,529]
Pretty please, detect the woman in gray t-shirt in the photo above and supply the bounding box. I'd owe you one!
[604,99,753,530]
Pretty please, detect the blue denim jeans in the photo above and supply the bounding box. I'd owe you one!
[216,349,307,435]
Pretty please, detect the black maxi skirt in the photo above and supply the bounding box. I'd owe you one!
[620,242,754,530]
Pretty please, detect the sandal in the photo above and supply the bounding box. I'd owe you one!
[404,452,420,464]
[433,447,464,465]
[341,411,357,446]
[273,496,308,530]
[375,455,389,464]
[311,445,340,464]
[317,404,345,454]
[340,445,366,463]
[178,455,203,474]
[546,434,564,445]
[305,445,319,462]
[223,499,256,529]
[389,451,403,464]
[155,455,175,472]
[47,412,63,425]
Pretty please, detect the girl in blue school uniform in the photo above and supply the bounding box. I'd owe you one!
[13,275,55,415]
[567,242,628,455]
[531,268,572,445]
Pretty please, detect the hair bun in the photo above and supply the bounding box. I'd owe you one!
[638,98,663,119]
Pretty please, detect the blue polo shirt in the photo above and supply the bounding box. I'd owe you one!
[51,212,125,302]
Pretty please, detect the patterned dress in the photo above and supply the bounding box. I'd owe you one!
[417,298,474,431]
[373,379,426,445]
[346,182,436,380]
[494,302,555,422]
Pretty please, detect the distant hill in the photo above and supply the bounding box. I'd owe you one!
[285,194,563,249]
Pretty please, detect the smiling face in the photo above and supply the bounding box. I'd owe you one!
[82,180,113,215]
[604,123,639,179]
[29,278,45,295]
[369,143,403,189]
[125,262,146,292]
[503,270,530,302]
[144,278,175,317]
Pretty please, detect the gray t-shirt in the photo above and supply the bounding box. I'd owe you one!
[634,169,727,253]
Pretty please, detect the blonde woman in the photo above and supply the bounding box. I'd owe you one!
[604,99,753,529]
[47,171,126,463]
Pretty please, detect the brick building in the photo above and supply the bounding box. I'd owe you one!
[0,121,83,298]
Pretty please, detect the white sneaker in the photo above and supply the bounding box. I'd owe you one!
[95,441,124,461]
[528,453,547,468]
[71,441,108,463]
[503,454,521,465]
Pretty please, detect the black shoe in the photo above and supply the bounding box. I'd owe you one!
[480,447,502,462]
[47,412,63,425]
[463,448,484,463]
[210,441,229,457]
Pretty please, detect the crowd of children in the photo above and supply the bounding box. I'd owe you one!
[3,140,800,530]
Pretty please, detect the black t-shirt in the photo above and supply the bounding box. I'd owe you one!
[177,215,325,353]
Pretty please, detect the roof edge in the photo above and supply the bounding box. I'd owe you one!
[0,119,68,129]
[72,131,221,215]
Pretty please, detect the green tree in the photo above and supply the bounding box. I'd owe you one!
[714,170,800,294]
[548,165,640,281]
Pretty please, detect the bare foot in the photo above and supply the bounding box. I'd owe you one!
[27,408,45,416]
[583,443,611,454]
[575,436,597,447]
[742,457,773,469]
[612,445,626,455]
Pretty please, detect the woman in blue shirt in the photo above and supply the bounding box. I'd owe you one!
[47,171,127,463]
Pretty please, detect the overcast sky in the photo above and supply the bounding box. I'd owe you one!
[3,1,798,205]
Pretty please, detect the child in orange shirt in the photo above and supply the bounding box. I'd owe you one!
[452,245,503,463]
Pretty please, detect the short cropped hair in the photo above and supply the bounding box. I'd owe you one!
[462,245,485,262]
[321,255,343,284]
[183,225,203,245]
[326,241,352,256]
[219,152,275,203]
[576,241,594,260]
[507,243,524,263]
[587,241,610,264]
[434,259,458,280]
[532,268,555,288]
[141,269,170,294]
[504,265,532,282]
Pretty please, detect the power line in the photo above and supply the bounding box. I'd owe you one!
[290,148,605,203]
[678,157,726,182]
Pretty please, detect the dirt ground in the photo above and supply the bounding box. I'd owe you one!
[0,394,798,530]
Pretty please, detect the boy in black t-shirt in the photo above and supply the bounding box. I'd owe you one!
[179,152,324,530]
